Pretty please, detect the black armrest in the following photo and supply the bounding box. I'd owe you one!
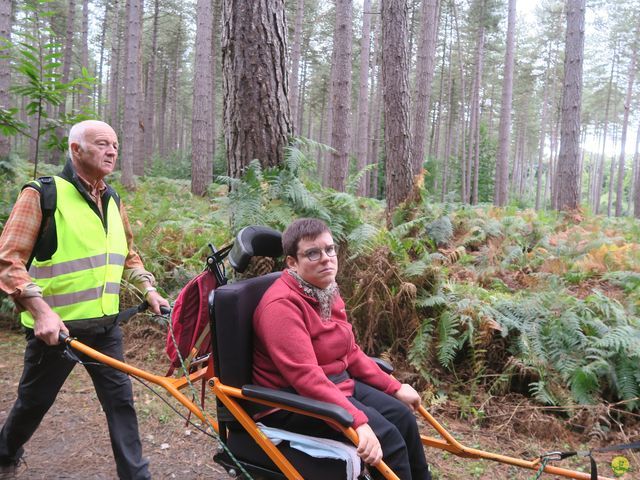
[370,357,394,374]
[241,384,354,427]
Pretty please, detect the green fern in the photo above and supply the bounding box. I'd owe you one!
[436,311,460,367]
[408,318,436,381]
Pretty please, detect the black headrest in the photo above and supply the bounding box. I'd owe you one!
[228,226,283,273]
[212,272,281,388]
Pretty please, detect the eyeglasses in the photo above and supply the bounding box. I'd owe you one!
[299,245,338,262]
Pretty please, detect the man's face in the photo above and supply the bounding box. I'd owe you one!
[286,231,338,289]
[71,124,119,180]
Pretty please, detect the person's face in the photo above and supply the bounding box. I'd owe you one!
[71,124,118,181]
[286,231,338,289]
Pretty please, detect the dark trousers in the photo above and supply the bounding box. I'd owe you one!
[261,380,431,480]
[0,324,150,480]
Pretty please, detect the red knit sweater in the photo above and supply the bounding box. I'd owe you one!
[252,270,401,428]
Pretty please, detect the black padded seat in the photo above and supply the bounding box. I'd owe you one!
[211,272,357,480]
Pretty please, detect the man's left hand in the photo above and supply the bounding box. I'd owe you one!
[145,290,170,315]
[393,383,421,411]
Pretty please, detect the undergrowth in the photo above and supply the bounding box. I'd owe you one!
[1,152,639,430]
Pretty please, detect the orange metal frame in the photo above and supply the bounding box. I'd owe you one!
[62,336,614,480]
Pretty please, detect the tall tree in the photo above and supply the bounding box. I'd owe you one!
[79,0,90,109]
[121,0,143,188]
[493,0,516,206]
[554,0,585,211]
[382,0,413,212]
[222,0,291,178]
[410,0,440,175]
[50,0,76,164]
[615,38,637,216]
[354,0,373,196]
[0,0,12,158]
[327,0,353,192]
[191,0,214,196]
[143,0,159,166]
[289,0,304,135]
[108,0,123,133]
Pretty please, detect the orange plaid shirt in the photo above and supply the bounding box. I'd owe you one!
[0,180,154,306]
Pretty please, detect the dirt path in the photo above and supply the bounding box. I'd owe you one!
[1,325,636,479]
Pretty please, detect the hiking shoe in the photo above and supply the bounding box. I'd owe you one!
[0,458,27,479]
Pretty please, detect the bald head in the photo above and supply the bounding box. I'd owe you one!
[68,120,117,157]
[68,120,119,183]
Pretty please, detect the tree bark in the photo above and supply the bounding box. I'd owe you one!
[328,0,353,192]
[0,0,12,158]
[79,0,90,109]
[615,41,637,216]
[143,0,159,168]
[493,0,516,206]
[222,0,291,178]
[121,0,143,188]
[289,0,305,135]
[191,0,214,196]
[554,0,585,211]
[50,0,76,165]
[382,0,413,212]
[355,0,373,196]
[632,121,640,217]
[108,0,123,133]
[410,0,440,175]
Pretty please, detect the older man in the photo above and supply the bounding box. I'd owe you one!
[0,120,169,479]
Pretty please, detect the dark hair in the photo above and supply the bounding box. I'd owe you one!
[282,218,331,257]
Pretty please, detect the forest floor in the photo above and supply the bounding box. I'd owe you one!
[0,319,637,480]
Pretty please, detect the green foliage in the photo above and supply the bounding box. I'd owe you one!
[0,0,96,177]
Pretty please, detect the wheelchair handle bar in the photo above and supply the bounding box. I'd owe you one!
[58,302,171,344]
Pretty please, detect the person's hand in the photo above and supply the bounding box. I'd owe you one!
[393,383,421,411]
[145,289,170,315]
[26,297,68,345]
[355,423,383,465]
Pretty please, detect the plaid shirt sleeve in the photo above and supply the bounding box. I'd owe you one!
[0,187,42,299]
[120,201,156,290]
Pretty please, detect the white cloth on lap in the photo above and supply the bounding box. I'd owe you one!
[257,423,361,480]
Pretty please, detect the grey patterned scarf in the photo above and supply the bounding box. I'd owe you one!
[288,269,339,320]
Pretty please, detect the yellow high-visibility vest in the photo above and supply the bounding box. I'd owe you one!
[21,176,128,328]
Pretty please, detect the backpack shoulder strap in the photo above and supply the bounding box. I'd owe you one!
[24,176,57,270]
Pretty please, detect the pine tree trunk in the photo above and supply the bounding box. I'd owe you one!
[615,42,637,216]
[328,0,353,192]
[554,0,585,211]
[289,0,305,135]
[96,2,111,118]
[108,0,123,133]
[629,120,639,213]
[50,0,76,165]
[535,49,552,210]
[355,0,373,196]
[632,121,640,217]
[143,0,159,167]
[410,0,440,175]
[222,0,291,178]
[493,0,516,206]
[191,0,214,196]
[121,0,143,189]
[382,0,413,213]
[0,0,11,158]
[79,0,90,109]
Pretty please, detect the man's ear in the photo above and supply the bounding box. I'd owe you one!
[285,255,297,270]
[69,141,80,156]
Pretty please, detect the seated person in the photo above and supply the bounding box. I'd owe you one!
[252,218,431,480]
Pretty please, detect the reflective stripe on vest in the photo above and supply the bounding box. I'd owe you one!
[21,176,128,328]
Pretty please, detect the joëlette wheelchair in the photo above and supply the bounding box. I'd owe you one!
[60,226,613,480]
